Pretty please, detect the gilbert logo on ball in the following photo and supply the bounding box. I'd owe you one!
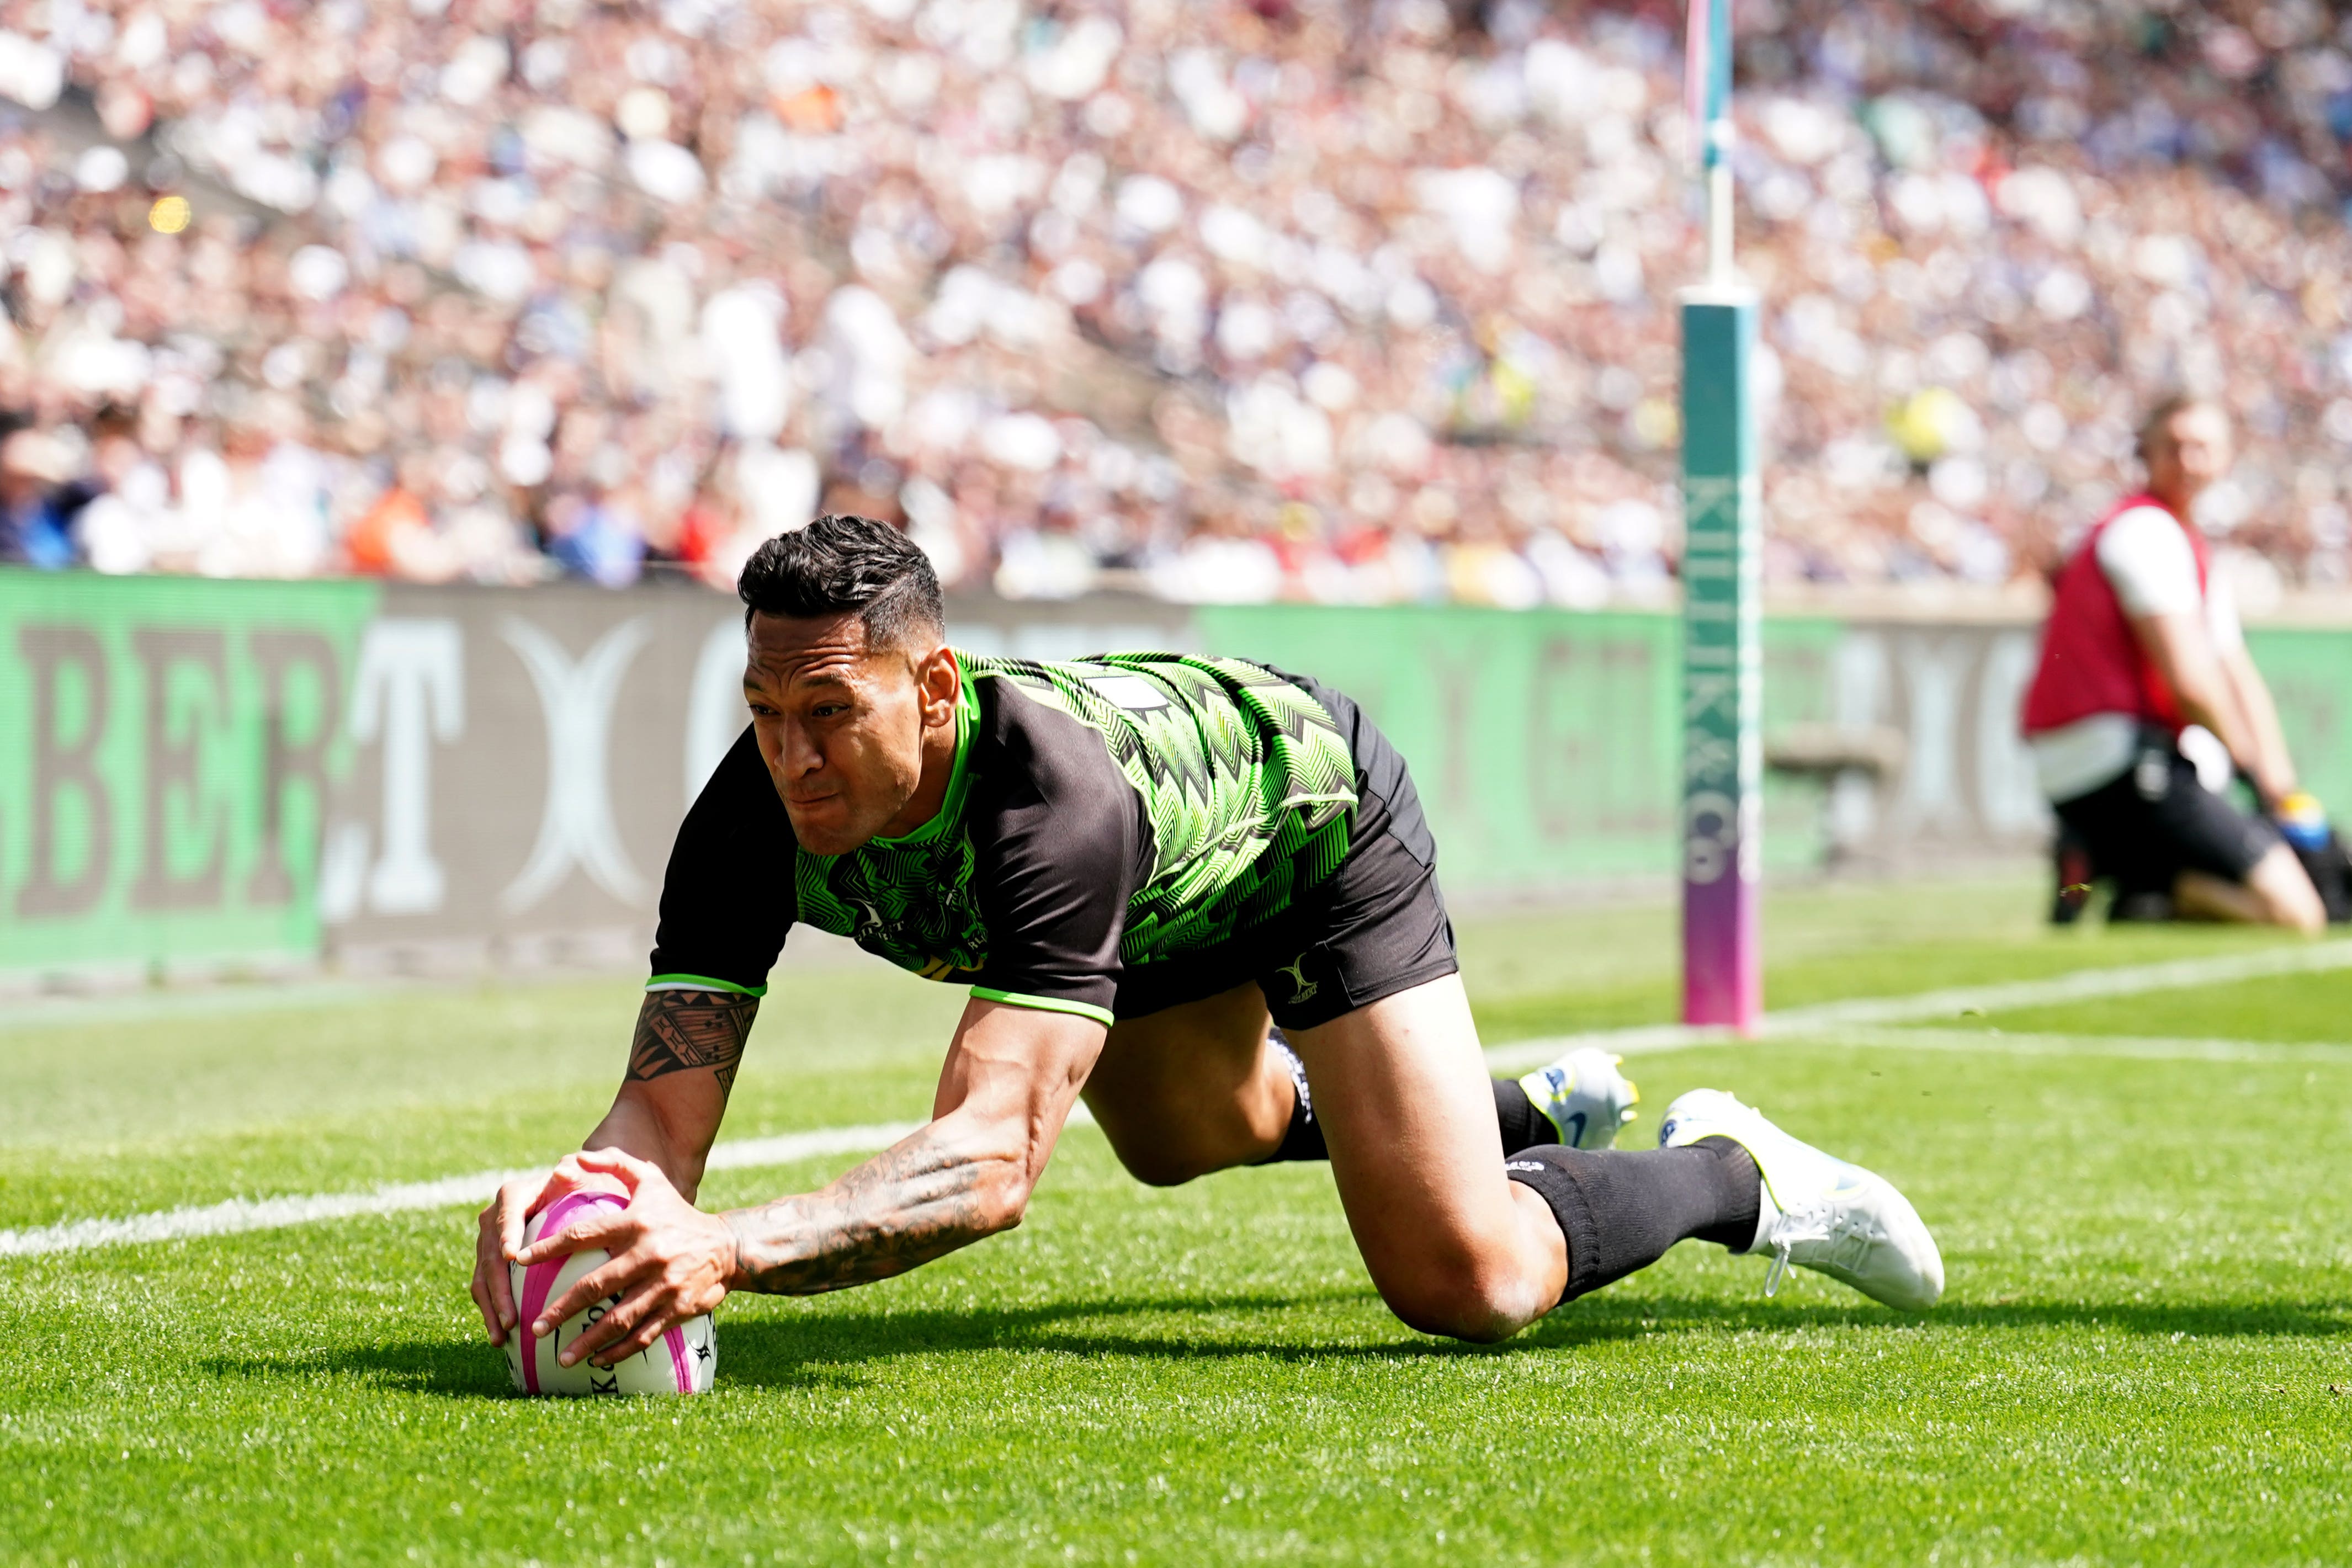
[506,1190,716,1396]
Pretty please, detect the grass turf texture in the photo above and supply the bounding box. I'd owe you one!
[4,875,2350,1565]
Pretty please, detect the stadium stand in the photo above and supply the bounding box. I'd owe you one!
[0,0,2345,607]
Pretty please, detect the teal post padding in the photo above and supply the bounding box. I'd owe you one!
[1679,290,1762,1029]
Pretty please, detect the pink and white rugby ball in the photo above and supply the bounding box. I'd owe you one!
[505,1190,715,1397]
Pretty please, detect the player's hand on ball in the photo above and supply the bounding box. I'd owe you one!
[469,1156,623,1346]
[469,1167,565,1347]
[516,1147,739,1369]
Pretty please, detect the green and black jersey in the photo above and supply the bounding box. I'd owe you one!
[646,653,1361,1027]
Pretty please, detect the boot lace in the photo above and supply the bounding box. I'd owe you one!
[1761,1197,1877,1296]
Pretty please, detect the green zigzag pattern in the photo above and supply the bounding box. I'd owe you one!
[962,653,1357,964]
[790,653,1360,982]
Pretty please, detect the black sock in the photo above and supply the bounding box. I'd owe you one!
[1257,1028,1328,1163]
[1503,1137,1762,1303]
[1493,1078,1557,1154]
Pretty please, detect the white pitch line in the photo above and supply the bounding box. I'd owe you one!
[1780,1025,2352,1065]
[1480,938,2352,1071]
[0,1121,923,1261]
[10,942,2349,1259]
[1757,937,2352,1028]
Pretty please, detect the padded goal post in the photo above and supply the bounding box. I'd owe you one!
[1679,291,1761,1029]
[1679,0,1762,1030]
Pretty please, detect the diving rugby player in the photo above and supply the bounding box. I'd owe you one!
[471,515,1941,1364]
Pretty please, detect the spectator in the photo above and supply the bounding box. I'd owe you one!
[0,427,76,568]
[0,0,2344,604]
[2023,396,2327,931]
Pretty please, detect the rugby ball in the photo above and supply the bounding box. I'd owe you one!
[505,1190,716,1396]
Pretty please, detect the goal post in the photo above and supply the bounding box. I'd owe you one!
[1679,0,1762,1030]
[1679,291,1761,1030]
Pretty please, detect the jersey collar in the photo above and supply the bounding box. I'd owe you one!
[866,652,978,848]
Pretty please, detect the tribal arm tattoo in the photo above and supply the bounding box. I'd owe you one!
[721,1123,1022,1295]
[626,988,760,1098]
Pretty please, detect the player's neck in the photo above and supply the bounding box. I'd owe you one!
[2146,480,2196,520]
[875,715,962,839]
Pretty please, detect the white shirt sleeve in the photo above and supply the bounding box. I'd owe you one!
[2094,506,2202,618]
[2203,564,2244,654]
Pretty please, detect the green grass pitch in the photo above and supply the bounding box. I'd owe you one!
[4,875,2350,1565]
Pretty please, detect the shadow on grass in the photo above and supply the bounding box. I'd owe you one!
[201,1288,1446,1400]
[201,1284,2352,1401]
[1521,1292,2352,1344]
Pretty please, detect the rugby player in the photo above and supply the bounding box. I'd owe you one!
[471,515,1942,1363]
[2025,396,2327,930]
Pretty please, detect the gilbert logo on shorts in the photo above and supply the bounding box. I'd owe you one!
[1277,954,1318,1006]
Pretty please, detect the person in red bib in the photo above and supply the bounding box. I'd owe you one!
[2021,396,2324,931]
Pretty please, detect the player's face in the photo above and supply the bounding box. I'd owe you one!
[2148,404,2233,507]
[742,611,949,855]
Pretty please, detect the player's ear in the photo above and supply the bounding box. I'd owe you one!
[914,640,959,727]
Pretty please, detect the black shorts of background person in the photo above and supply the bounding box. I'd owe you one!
[2054,729,2284,922]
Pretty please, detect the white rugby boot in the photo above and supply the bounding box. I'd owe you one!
[1657,1088,1944,1312]
[1517,1047,1640,1151]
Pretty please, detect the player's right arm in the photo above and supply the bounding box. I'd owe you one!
[471,724,792,1347]
[470,986,758,1344]
[593,984,762,1197]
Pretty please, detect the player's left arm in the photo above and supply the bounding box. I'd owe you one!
[521,995,1105,1368]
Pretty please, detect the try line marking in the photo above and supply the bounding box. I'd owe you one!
[1773,1025,2352,1065]
[6,941,2346,1259]
[1480,937,2352,1071]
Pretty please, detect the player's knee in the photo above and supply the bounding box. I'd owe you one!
[2267,888,2327,934]
[1381,1285,1521,1344]
[1371,1262,1535,1344]
[2250,853,2328,934]
[2280,879,2329,934]
[2277,896,2327,936]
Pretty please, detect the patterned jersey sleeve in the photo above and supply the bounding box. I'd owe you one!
[646,725,796,997]
[963,682,1150,1029]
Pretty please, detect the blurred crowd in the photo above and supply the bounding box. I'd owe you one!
[0,0,2348,605]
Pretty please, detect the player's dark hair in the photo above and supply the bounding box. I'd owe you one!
[2136,394,2213,464]
[736,514,945,652]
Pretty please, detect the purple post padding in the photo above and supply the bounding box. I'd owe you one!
[1681,857,1759,1030]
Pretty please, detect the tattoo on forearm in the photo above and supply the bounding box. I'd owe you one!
[627,989,758,1097]
[725,1130,1008,1296]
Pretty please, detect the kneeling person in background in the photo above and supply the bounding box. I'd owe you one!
[2025,396,2328,931]
[471,514,1943,1373]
